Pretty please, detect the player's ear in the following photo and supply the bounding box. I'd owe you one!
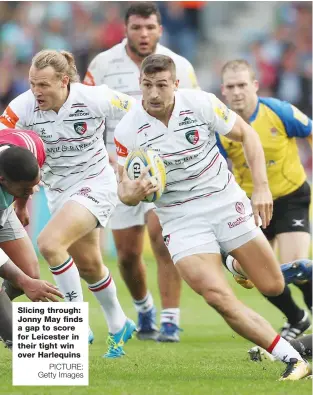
[254,80,259,94]
[61,75,70,88]
[174,79,180,90]
[159,24,163,37]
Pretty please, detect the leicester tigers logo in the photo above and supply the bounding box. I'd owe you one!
[185,130,199,145]
[74,121,87,135]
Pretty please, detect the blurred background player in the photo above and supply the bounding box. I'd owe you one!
[217,59,312,341]
[84,2,199,342]
[0,50,137,358]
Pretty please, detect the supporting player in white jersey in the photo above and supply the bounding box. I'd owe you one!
[84,1,199,342]
[0,49,137,358]
[114,54,311,380]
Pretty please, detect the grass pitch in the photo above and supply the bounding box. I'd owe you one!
[0,257,311,395]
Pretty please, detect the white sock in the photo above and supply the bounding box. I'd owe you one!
[50,256,84,302]
[160,308,180,327]
[225,256,243,277]
[50,257,93,337]
[133,291,154,313]
[88,273,127,334]
[267,335,304,362]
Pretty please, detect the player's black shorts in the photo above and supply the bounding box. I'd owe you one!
[262,181,311,241]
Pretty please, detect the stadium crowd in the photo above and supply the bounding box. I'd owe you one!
[0,1,311,209]
[0,2,311,112]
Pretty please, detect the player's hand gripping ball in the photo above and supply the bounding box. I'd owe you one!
[125,149,166,202]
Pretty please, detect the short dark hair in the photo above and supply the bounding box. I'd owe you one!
[125,2,162,25]
[0,146,39,182]
[141,54,176,80]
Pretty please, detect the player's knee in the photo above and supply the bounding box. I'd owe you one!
[117,249,141,270]
[78,264,101,280]
[259,277,285,297]
[37,235,58,260]
[202,288,234,314]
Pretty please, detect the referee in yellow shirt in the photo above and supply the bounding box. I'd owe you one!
[217,59,312,341]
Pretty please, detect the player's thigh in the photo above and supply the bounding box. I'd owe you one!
[277,232,311,262]
[38,200,98,250]
[0,208,39,278]
[176,253,236,305]
[68,228,102,269]
[42,174,118,251]
[230,232,284,295]
[268,237,277,251]
[146,209,169,257]
[109,198,146,258]
[146,208,162,240]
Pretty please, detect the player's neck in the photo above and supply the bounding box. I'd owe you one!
[145,103,175,127]
[238,97,258,123]
[125,45,147,68]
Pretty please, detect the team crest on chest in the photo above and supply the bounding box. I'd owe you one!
[185,130,199,145]
[74,122,87,135]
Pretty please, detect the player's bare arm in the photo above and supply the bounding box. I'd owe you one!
[0,258,63,302]
[14,186,40,226]
[225,115,273,228]
[117,164,159,206]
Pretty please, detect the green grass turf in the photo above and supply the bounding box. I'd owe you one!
[0,257,311,395]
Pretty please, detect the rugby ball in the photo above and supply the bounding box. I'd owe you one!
[125,148,166,203]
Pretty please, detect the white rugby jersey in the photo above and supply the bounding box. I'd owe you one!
[0,83,134,193]
[115,89,237,210]
[83,39,199,154]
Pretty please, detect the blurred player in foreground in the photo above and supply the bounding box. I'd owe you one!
[0,131,63,349]
[0,250,64,350]
[114,54,311,380]
[217,59,312,341]
[84,2,199,342]
[0,50,136,358]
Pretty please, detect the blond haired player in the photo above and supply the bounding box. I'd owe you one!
[84,1,199,342]
[0,49,136,358]
[114,54,311,380]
